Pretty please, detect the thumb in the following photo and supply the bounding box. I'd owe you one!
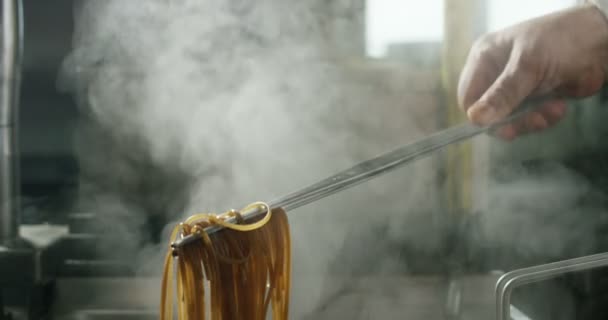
[467,56,538,125]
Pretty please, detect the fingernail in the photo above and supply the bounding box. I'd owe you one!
[467,104,496,124]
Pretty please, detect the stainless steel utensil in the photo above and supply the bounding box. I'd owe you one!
[172,100,546,250]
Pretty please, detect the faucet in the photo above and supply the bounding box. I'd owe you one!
[0,0,22,246]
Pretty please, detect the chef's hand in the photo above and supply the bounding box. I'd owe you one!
[458,4,608,140]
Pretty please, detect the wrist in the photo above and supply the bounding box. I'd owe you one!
[578,2,608,54]
[585,0,608,18]
[585,0,608,82]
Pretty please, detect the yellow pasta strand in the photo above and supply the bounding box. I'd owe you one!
[160,203,291,320]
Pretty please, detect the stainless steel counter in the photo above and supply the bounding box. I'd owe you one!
[42,275,502,320]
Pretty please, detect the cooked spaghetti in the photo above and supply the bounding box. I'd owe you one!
[160,202,291,320]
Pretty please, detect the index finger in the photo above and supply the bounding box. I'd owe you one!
[457,37,511,112]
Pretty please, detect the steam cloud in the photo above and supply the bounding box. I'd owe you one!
[57,0,599,318]
[478,159,607,265]
[57,0,608,319]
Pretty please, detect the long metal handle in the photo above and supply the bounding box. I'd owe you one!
[171,101,544,250]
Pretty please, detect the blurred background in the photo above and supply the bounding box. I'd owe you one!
[7,0,608,319]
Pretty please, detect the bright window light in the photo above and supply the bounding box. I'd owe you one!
[487,0,576,31]
[366,0,444,58]
[366,0,577,58]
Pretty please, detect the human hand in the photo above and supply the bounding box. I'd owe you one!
[458,4,608,140]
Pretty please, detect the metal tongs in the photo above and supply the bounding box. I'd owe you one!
[171,100,544,251]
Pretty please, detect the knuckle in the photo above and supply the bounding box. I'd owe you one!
[512,50,541,74]
[472,33,494,50]
[487,76,517,109]
[471,34,494,59]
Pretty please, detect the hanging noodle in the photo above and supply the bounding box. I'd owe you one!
[161,202,291,320]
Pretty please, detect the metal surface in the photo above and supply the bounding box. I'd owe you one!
[0,0,22,244]
[48,275,500,320]
[172,101,542,250]
[496,252,608,320]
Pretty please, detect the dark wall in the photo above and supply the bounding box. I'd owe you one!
[20,0,79,217]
